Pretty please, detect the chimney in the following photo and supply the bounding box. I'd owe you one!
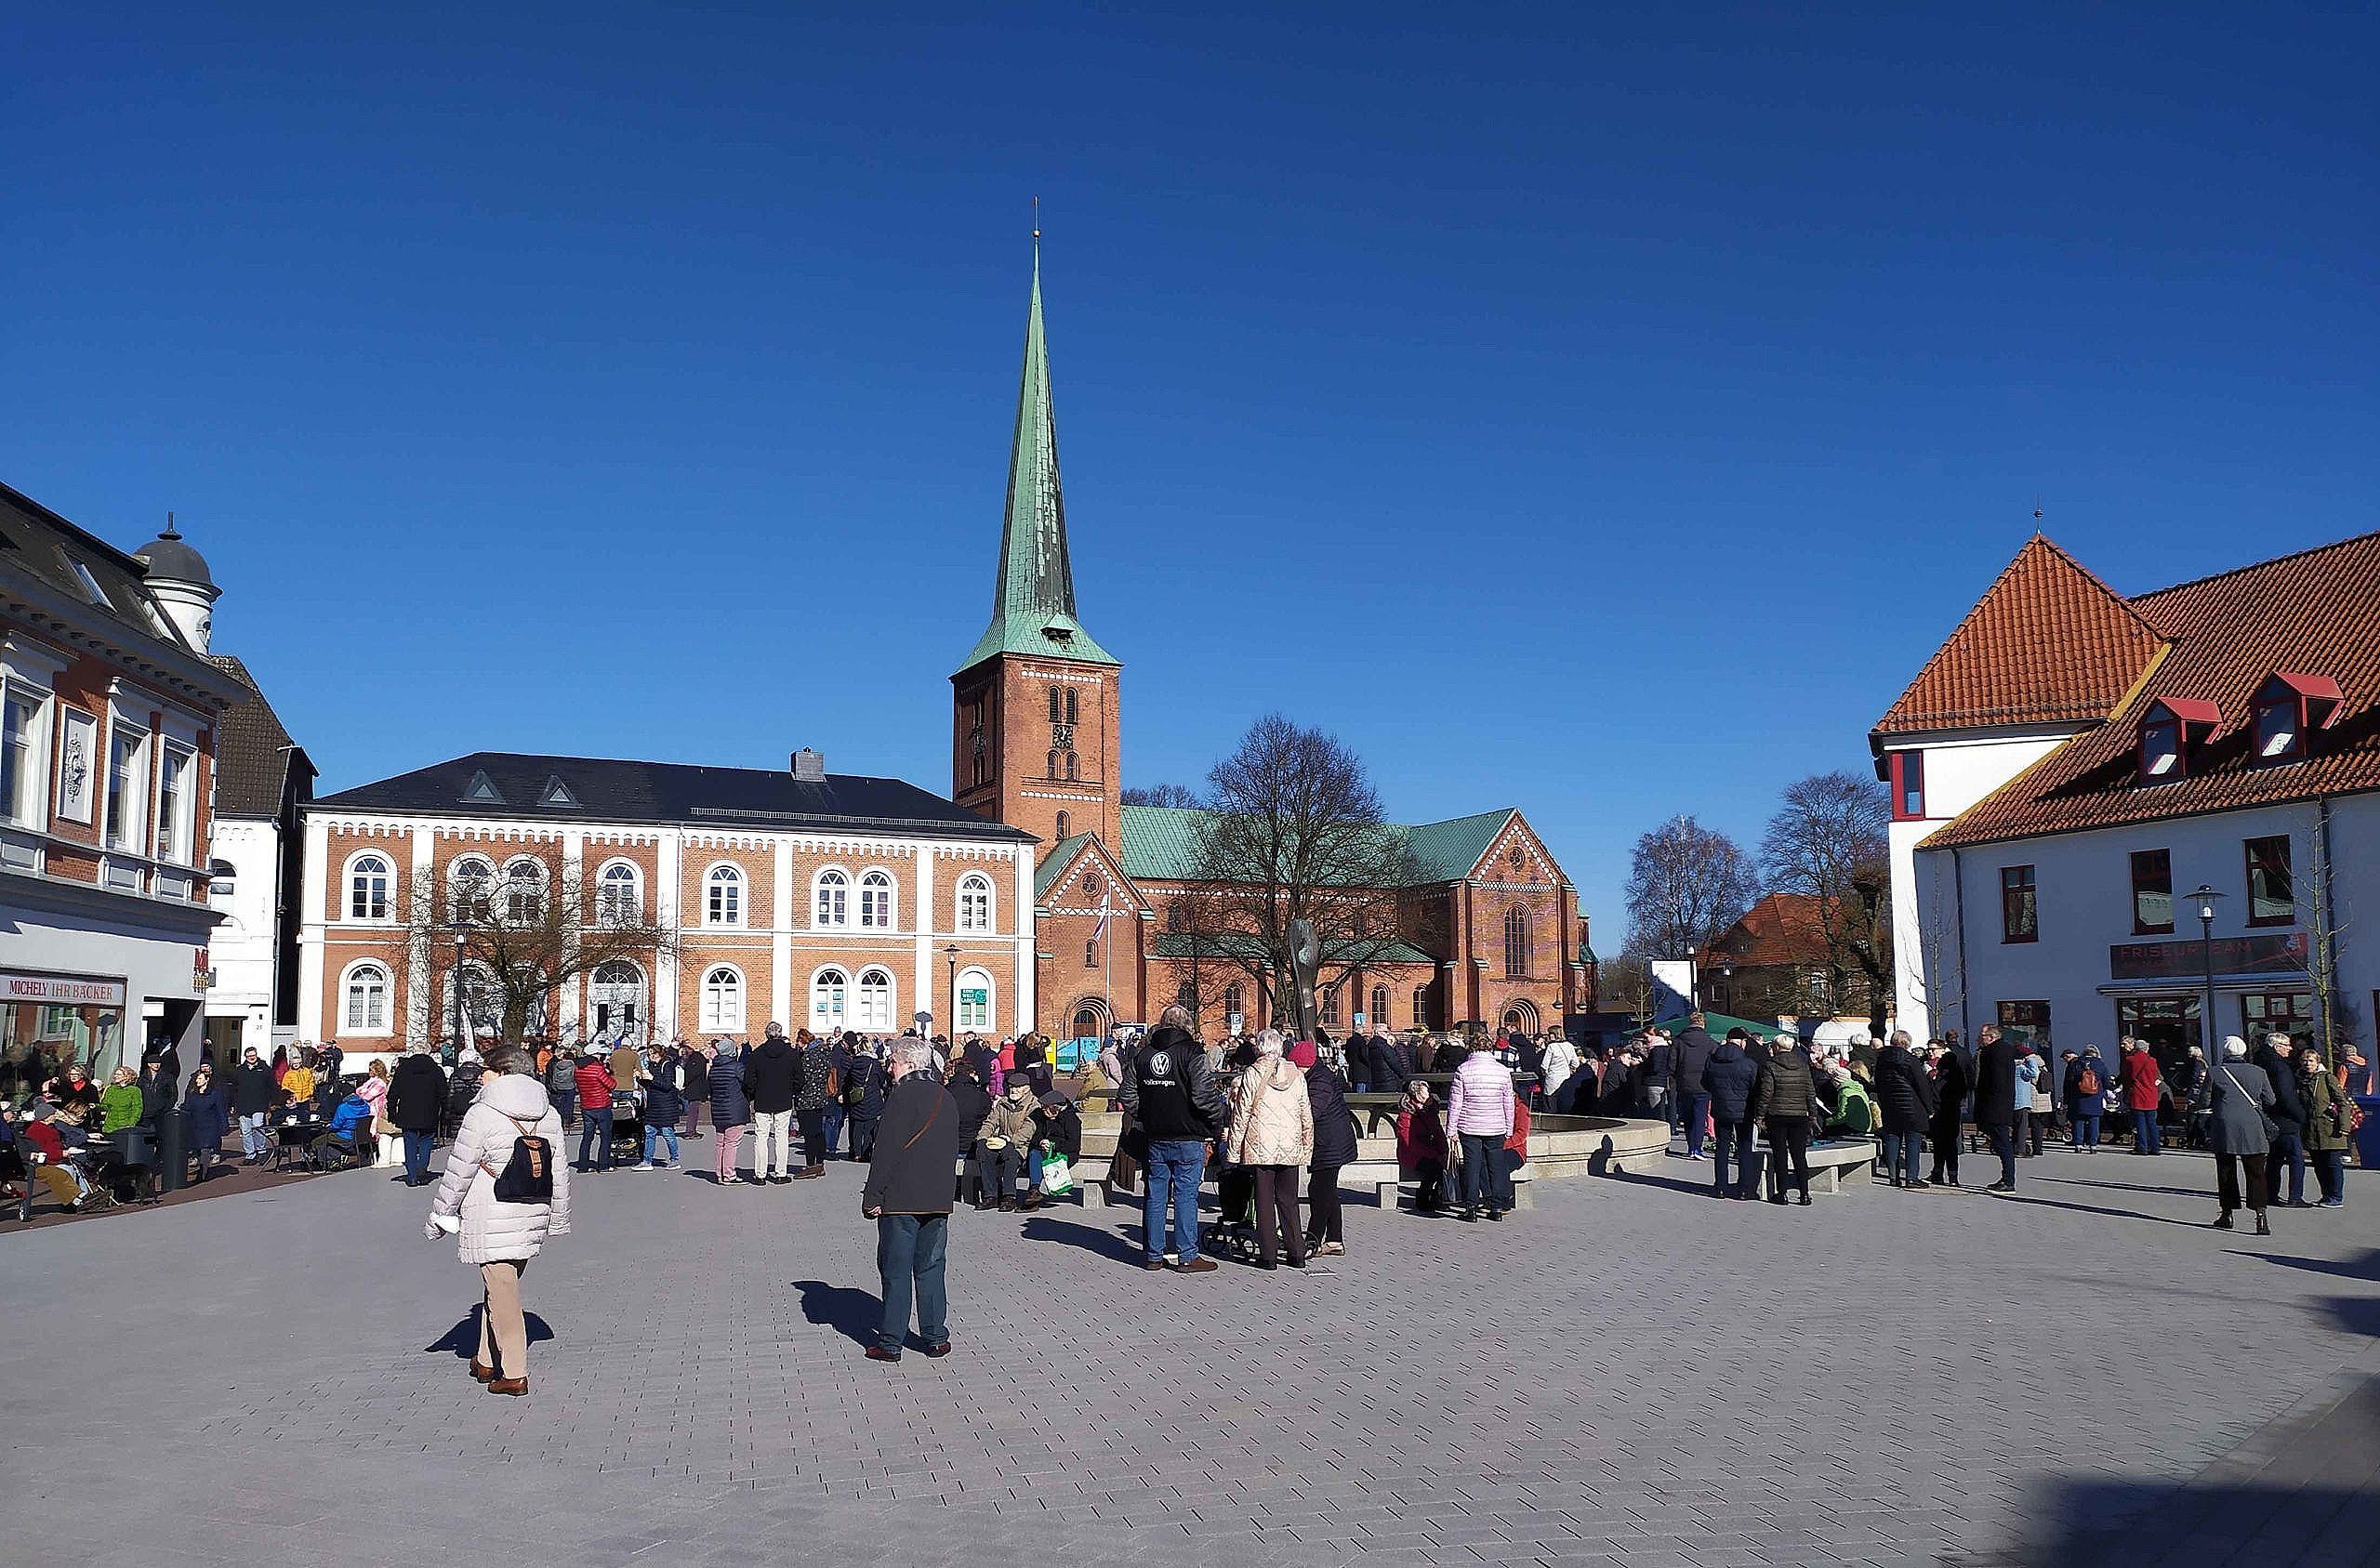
[791,747,826,783]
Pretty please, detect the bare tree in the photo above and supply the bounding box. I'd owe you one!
[2305,806,2359,1075]
[1760,771,1894,1033]
[1597,953,1656,1030]
[1623,814,1757,959]
[400,863,681,1047]
[1181,714,1420,1021]
[1122,782,1202,808]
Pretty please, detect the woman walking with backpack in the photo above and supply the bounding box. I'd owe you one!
[426,1045,570,1396]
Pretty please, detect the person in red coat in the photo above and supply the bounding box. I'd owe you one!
[572,1054,617,1172]
[1395,1081,1448,1215]
[2122,1040,2164,1156]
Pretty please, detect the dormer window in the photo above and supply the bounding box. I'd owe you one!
[2136,698,2217,783]
[2250,673,2344,765]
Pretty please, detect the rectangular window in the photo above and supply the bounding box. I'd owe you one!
[1893,750,1925,820]
[1995,1000,2050,1046]
[156,744,194,863]
[2000,864,2037,943]
[2240,992,2312,1049]
[2117,995,2202,1066]
[2129,849,2173,935]
[0,684,46,825]
[2245,835,2294,926]
[104,724,148,851]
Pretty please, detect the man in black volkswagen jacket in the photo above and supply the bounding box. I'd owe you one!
[1118,1006,1229,1273]
[862,1043,968,1363]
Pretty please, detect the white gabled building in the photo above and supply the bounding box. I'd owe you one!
[1871,530,2380,1089]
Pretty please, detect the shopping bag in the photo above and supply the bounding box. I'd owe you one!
[1040,1150,1076,1195]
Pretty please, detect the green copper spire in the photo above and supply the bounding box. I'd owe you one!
[958,244,1119,671]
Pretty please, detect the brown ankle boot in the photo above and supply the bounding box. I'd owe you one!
[486,1376,528,1396]
[469,1359,496,1383]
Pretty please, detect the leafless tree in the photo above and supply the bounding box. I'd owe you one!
[1760,771,1894,1033]
[1597,953,1656,1030]
[1122,783,1202,808]
[398,863,681,1048]
[1623,814,1757,959]
[2304,807,2359,1074]
[1181,714,1421,1021]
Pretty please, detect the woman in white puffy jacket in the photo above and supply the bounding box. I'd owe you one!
[428,1044,570,1396]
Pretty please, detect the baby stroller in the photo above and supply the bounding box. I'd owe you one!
[1208,1163,1263,1264]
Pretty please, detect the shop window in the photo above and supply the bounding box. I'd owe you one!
[2000,864,2037,943]
[2245,836,2294,926]
[1995,1000,2050,1047]
[2130,849,2173,935]
[2241,992,2312,1050]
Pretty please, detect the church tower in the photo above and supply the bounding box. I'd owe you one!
[951,248,1122,855]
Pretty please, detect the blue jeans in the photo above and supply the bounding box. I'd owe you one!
[1880,1129,1922,1183]
[402,1129,434,1184]
[2135,1109,2161,1154]
[1985,1123,2016,1185]
[2072,1113,2101,1150]
[874,1212,949,1353]
[822,1101,846,1158]
[2270,1131,2306,1205]
[1683,1092,1712,1156]
[577,1107,614,1169]
[643,1123,680,1165]
[1712,1117,1752,1194]
[1458,1133,1513,1212]
[1143,1139,1207,1263]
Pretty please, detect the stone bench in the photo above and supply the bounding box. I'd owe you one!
[1800,1138,1877,1195]
[1348,1157,1534,1212]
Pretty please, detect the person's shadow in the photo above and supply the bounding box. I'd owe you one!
[424,1307,554,1360]
[794,1279,879,1348]
[1020,1213,1143,1264]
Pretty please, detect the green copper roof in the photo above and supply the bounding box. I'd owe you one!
[958,252,1119,673]
[1119,804,1518,887]
[1149,931,1440,967]
[1034,832,1094,900]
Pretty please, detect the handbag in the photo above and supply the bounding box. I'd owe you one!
[2221,1065,2279,1145]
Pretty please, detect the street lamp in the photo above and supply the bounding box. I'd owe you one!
[2188,885,2225,1055]
[945,942,960,1036]
[1685,942,1699,1011]
[451,929,468,1056]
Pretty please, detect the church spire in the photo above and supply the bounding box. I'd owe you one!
[957,236,1119,672]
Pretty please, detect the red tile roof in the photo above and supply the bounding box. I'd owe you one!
[1708,892,1832,968]
[1871,535,2167,735]
[1922,529,2380,849]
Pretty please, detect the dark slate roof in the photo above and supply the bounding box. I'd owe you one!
[316,751,1035,840]
[205,655,313,819]
[0,478,192,652]
[133,526,214,587]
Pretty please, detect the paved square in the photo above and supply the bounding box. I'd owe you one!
[5,1147,2377,1566]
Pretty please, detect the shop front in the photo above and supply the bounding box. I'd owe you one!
[2,968,128,1100]
[2104,931,2310,1084]
[3,876,216,1097]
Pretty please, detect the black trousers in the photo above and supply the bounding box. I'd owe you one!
[798,1107,826,1167]
[1928,1120,1962,1182]
[2216,1152,2270,1214]
[847,1113,880,1162]
[1764,1117,1811,1198]
[1251,1165,1304,1264]
[1306,1163,1344,1245]
[1984,1123,2017,1185]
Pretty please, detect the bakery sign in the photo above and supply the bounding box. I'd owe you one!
[1,970,129,1008]
[2109,930,2307,982]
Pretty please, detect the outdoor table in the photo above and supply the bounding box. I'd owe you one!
[273,1121,326,1171]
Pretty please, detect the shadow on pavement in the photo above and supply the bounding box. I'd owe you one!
[1999,1192,2208,1229]
[424,1307,554,1359]
[1019,1213,1144,1265]
[2233,1246,2380,1284]
[2036,1172,2217,1200]
[794,1279,879,1347]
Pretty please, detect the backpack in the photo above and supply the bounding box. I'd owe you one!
[2076,1063,2101,1099]
[486,1113,555,1203]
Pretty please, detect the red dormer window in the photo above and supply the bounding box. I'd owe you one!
[2250,673,2344,764]
[2137,698,2218,783]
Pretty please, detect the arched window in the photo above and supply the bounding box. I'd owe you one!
[700,966,745,1032]
[957,968,994,1032]
[1047,686,1063,724]
[811,968,849,1030]
[1412,986,1431,1031]
[449,855,494,920]
[1065,688,1078,725]
[858,869,894,929]
[957,873,994,933]
[1503,906,1531,977]
[1064,752,1078,781]
[341,962,390,1033]
[813,868,849,929]
[347,854,390,921]
[706,863,743,926]
[449,960,499,1038]
[597,861,641,925]
[589,959,644,1038]
[503,859,546,924]
[1371,984,1390,1028]
[1054,810,1070,840]
[1320,984,1341,1025]
[1047,749,1062,779]
[1223,982,1244,1023]
[856,968,894,1031]
[1175,981,1198,1013]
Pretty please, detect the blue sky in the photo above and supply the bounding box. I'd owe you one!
[6,4,2373,944]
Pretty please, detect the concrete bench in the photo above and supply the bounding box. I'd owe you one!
[1802,1138,1877,1195]
[1350,1158,1534,1212]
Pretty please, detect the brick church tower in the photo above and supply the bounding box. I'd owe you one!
[951,249,1122,856]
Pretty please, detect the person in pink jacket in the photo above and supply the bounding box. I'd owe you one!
[1446,1034,1517,1221]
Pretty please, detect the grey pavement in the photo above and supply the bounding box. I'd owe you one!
[4,1143,2378,1567]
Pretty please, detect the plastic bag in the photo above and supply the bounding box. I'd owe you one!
[1041,1150,1075,1195]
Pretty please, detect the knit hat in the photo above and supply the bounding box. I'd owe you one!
[1287,1040,1317,1070]
[2222,1034,2249,1059]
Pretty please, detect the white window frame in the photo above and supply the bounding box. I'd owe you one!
[103,719,150,852]
[858,868,895,929]
[340,960,392,1036]
[811,966,850,1030]
[449,854,496,920]
[705,862,745,927]
[855,967,895,1031]
[956,967,994,1032]
[345,850,394,923]
[596,859,641,925]
[956,872,994,934]
[0,676,53,831]
[501,856,548,924]
[813,866,851,929]
[699,965,747,1032]
[155,740,196,865]
[587,958,646,1039]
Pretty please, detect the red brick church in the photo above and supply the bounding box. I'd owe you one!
[952,255,1593,1041]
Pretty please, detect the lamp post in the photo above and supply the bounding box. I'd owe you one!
[945,943,960,1036]
[2188,886,2225,1056]
[451,929,468,1056]
[1718,961,1734,1015]
[1685,942,1699,1012]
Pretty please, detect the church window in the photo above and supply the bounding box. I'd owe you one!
[1055,810,1070,839]
[1048,749,1062,779]
[1064,751,1078,781]
[1065,688,1078,725]
[1048,687,1062,725]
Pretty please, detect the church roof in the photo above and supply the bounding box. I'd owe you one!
[1034,832,1095,900]
[1119,803,1523,888]
[956,252,1119,672]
